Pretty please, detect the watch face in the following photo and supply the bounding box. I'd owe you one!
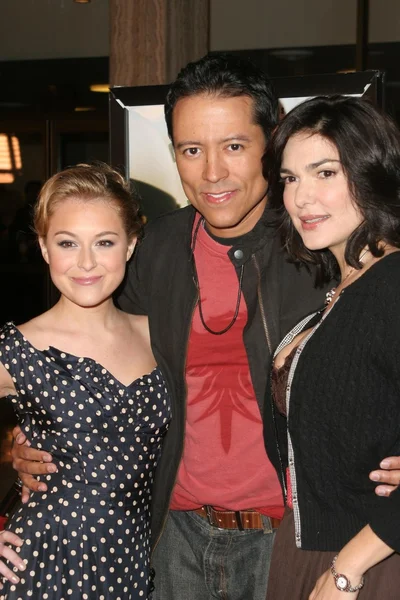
[336,575,349,590]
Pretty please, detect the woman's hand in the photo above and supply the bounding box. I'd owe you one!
[309,525,393,600]
[309,568,360,600]
[0,530,25,589]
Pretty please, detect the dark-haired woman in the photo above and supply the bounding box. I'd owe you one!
[264,96,400,599]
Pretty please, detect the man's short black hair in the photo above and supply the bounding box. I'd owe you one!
[165,52,279,144]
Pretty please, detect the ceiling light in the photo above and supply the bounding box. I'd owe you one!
[90,84,110,93]
[74,107,96,112]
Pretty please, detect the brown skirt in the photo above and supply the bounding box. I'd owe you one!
[266,509,400,600]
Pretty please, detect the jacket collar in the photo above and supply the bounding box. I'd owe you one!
[187,203,279,267]
[227,204,279,267]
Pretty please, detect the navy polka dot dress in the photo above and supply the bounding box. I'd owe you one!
[0,322,171,600]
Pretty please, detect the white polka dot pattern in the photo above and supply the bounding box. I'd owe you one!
[0,323,171,599]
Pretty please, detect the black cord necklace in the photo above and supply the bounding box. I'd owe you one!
[191,217,245,335]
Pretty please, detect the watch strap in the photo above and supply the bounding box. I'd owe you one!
[330,555,365,593]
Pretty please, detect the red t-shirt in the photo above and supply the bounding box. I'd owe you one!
[170,219,284,518]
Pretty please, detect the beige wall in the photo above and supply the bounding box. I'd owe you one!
[0,0,109,61]
[210,0,400,50]
[1,0,399,62]
[369,0,400,43]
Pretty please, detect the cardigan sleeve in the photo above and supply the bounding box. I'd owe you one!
[367,488,400,552]
[361,268,400,552]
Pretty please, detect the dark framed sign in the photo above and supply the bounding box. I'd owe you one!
[110,70,384,219]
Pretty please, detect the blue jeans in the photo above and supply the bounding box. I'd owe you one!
[151,510,276,600]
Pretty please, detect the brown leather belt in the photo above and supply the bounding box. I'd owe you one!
[194,505,281,530]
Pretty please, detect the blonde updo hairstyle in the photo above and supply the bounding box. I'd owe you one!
[34,163,142,240]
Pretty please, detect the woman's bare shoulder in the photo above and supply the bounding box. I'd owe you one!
[16,311,56,348]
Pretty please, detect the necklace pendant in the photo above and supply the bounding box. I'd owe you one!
[325,287,336,306]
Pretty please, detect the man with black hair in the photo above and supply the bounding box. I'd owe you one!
[12,53,400,599]
[119,53,400,599]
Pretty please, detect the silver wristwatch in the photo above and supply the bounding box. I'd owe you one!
[330,555,365,593]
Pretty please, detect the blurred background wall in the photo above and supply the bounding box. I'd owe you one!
[2,0,400,61]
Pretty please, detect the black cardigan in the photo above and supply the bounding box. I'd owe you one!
[264,252,400,553]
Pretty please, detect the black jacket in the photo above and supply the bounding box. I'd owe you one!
[118,204,328,549]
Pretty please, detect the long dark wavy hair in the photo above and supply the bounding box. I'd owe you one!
[265,95,400,284]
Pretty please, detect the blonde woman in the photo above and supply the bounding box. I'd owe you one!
[0,164,171,599]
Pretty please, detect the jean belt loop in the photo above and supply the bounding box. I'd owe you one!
[261,514,273,534]
[205,505,214,527]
